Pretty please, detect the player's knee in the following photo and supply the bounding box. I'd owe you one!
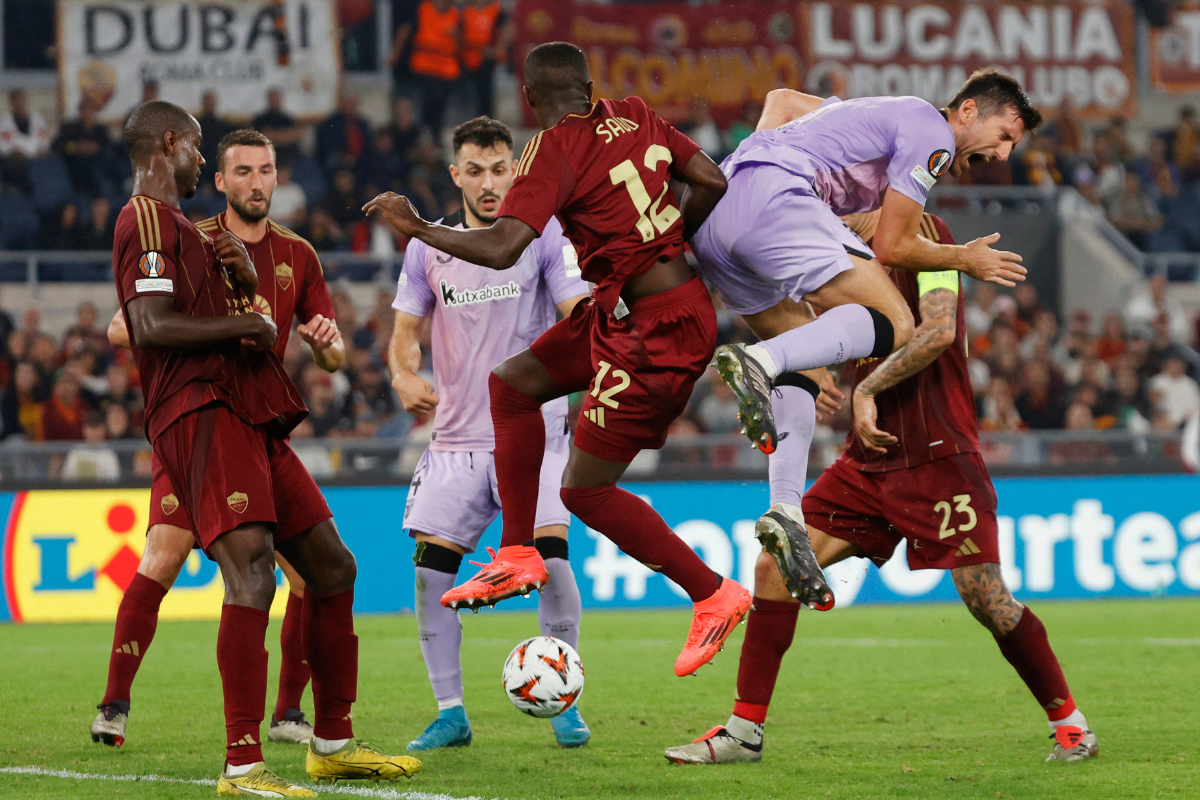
[559,484,612,520]
[868,305,914,355]
[139,525,192,587]
[322,545,358,594]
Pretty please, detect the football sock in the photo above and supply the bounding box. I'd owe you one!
[535,537,581,650]
[561,483,721,603]
[304,590,358,741]
[732,597,800,725]
[273,592,310,722]
[757,304,889,377]
[437,697,465,711]
[217,604,269,766]
[313,736,351,754]
[102,572,168,705]
[490,373,547,549]
[725,715,765,747]
[1051,708,1088,731]
[768,377,817,509]
[414,543,465,706]
[994,607,1080,727]
[223,761,259,777]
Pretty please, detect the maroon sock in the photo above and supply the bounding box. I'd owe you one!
[733,598,800,723]
[491,373,546,549]
[102,572,169,705]
[304,590,358,740]
[218,604,269,766]
[273,592,310,721]
[560,484,720,602]
[995,607,1077,721]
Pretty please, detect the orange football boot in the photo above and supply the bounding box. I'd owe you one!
[674,578,753,676]
[440,545,549,610]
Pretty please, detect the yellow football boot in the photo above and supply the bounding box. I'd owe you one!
[305,739,422,784]
[215,762,316,797]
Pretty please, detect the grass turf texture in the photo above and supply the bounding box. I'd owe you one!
[0,599,1196,799]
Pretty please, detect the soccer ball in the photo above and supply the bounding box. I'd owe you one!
[502,636,585,718]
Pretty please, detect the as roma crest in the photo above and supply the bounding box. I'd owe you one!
[276,262,293,290]
[227,492,249,514]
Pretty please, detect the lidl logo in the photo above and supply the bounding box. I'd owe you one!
[2,490,290,623]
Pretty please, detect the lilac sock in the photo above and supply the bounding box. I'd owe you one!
[538,557,581,651]
[415,566,464,704]
[760,304,876,375]
[768,385,816,508]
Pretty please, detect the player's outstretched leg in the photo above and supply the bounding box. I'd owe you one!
[558,449,751,677]
[952,564,1098,762]
[91,524,191,747]
[269,572,314,745]
[534,535,590,747]
[754,374,833,609]
[409,539,473,751]
[277,520,422,784]
[666,529,857,764]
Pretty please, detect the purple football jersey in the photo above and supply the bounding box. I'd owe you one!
[392,212,589,451]
[723,95,955,215]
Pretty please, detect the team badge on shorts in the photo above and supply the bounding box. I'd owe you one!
[227,491,249,514]
[161,493,179,515]
[928,149,951,178]
[139,251,165,277]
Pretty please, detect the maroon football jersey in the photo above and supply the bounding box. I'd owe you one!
[113,195,306,442]
[498,96,702,315]
[197,213,336,359]
[843,213,979,472]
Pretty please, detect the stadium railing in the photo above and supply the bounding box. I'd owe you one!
[0,429,1184,489]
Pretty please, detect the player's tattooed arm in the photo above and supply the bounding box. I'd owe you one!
[852,287,957,453]
[126,296,277,352]
[951,562,1024,636]
[364,192,537,270]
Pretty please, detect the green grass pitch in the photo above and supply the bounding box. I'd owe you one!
[0,599,1196,799]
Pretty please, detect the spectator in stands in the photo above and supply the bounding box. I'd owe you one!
[1171,105,1199,179]
[102,361,142,420]
[1113,365,1152,432]
[1096,313,1127,363]
[53,97,110,197]
[82,196,116,251]
[403,0,461,139]
[1149,355,1200,428]
[0,288,15,355]
[1125,274,1189,342]
[1107,173,1163,250]
[405,132,457,218]
[0,88,49,193]
[696,378,741,433]
[39,202,86,250]
[461,0,512,119]
[1045,96,1083,160]
[252,88,304,163]
[1133,137,1178,205]
[1064,400,1095,431]
[325,166,367,232]
[268,165,307,228]
[681,98,723,160]
[964,282,997,340]
[317,92,372,171]
[61,411,120,481]
[1016,359,1065,429]
[357,130,407,198]
[301,363,349,437]
[105,402,135,441]
[1017,133,1063,188]
[41,370,85,441]
[296,206,346,251]
[65,301,109,355]
[14,361,43,438]
[197,90,235,181]
[386,96,427,163]
[979,378,1025,432]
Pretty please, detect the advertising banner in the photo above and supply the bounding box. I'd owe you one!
[1151,2,1200,92]
[3,476,1200,623]
[513,0,1136,127]
[57,0,340,123]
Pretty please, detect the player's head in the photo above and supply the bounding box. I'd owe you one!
[214,129,277,224]
[450,117,514,227]
[522,42,593,129]
[946,69,1042,176]
[124,100,205,198]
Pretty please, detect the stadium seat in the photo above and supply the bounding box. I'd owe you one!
[28,155,75,214]
[0,192,40,250]
[289,155,329,206]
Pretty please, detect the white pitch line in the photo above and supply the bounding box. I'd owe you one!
[0,766,505,800]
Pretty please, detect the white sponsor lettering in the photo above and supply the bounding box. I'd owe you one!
[439,280,521,307]
[562,244,581,278]
[135,278,173,293]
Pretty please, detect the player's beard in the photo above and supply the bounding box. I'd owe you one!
[229,191,271,223]
[464,191,500,226]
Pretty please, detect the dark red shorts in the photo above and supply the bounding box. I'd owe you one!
[802,452,999,571]
[152,403,331,553]
[530,276,716,463]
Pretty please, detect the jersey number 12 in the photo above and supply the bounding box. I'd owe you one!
[609,145,681,243]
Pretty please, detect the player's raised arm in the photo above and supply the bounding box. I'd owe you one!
[364,193,537,271]
[872,189,1026,287]
[125,295,276,351]
[852,272,959,453]
[298,314,344,372]
[757,89,825,131]
[676,150,727,241]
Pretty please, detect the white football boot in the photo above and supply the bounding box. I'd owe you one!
[1046,726,1099,761]
[664,726,762,764]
